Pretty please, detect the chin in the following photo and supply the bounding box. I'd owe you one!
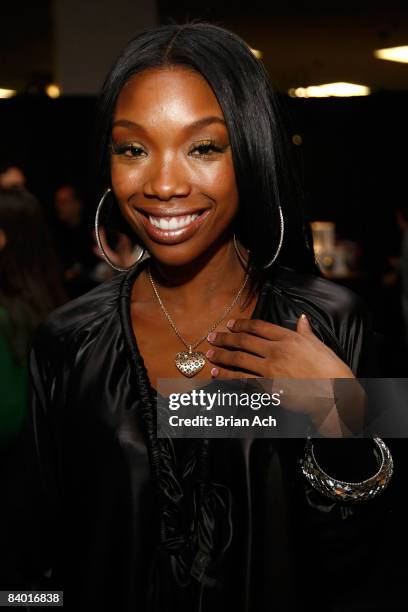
[149,250,202,268]
[148,243,217,269]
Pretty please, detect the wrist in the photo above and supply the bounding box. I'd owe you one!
[300,437,394,503]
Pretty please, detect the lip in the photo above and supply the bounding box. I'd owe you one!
[136,208,211,245]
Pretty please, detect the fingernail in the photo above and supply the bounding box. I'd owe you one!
[227,319,235,329]
[206,349,215,358]
[211,367,219,377]
[301,313,308,322]
[207,332,216,342]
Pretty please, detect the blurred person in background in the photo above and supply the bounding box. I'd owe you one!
[0,187,67,588]
[397,205,408,349]
[384,204,408,354]
[53,184,100,297]
[0,164,26,190]
[0,187,67,447]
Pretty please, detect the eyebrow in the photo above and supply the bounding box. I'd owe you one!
[112,116,226,131]
[189,116,226,129]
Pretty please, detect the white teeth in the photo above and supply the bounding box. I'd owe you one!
[148,214,199,230]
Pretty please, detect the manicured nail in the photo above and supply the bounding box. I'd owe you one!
[227,319,235,329]
[211,367,219,377]
[207,332,216,342]
[206,349,215,358]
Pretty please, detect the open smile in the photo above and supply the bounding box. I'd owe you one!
[136,208,211,245]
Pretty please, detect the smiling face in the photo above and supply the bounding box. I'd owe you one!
[110,66,239,268]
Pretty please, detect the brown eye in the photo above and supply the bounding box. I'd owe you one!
[111,143,147,158]
[189,140,227,158]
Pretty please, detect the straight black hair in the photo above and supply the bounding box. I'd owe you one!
[0,188,67,365]
[95,22,322,596]
[95,21,320,279]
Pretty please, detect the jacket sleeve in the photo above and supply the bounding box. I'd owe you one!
[291,292,402,607]
[336,291,380,378]
[301,291,385,486]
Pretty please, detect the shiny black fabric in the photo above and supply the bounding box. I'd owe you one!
[24,259,406,611]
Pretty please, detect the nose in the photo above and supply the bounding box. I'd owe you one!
[143,154,191,201]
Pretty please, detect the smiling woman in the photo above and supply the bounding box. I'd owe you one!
[110,68,238,261]
[23,21,402,612]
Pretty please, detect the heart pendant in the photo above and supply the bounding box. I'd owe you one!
[175,351,206,377]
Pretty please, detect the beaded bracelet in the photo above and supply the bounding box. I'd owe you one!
[300,437,394,503]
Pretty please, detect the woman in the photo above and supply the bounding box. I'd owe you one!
[27,23,401,612]
[0,187,66,588]
[0,187,66,446]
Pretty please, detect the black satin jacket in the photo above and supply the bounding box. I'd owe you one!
[24,260,406,612]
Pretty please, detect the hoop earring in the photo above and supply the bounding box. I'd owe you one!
[264,205,284,269]
[95,187,146,272]
[233,233,250,269]
[233,205,284,270]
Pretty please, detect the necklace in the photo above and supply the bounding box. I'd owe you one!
[147,261,250,377]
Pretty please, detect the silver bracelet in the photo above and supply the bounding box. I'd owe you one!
[300,437,394,503]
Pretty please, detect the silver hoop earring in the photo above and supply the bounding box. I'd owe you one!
[95,187,146,272]
[233,205,284,270]
[233,233,251,269]
[264,205,284,269]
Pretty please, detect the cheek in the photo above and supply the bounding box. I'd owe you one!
[110,158,144,200]
[198,160,239,208]
[110,160,143,230]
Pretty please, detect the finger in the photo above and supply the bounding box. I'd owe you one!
[296,313,318,339]
[209,365,258,379]
[226,318,292,341]
[207,330,274,358]
[206,347,267,376]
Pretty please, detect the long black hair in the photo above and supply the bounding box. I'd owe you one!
[95,21,320,279]
[0,188,67,365]
[95,22,321,597]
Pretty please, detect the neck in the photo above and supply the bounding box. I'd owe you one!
[145,237,252,310]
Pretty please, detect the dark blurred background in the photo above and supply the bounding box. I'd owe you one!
[0,0,407,375]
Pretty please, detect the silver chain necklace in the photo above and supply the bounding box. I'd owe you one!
[147,261,250,377]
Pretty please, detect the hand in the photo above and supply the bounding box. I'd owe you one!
[206,315,355,379]
[206,315,364,437]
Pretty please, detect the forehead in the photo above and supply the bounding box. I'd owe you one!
[113,67,225,124]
